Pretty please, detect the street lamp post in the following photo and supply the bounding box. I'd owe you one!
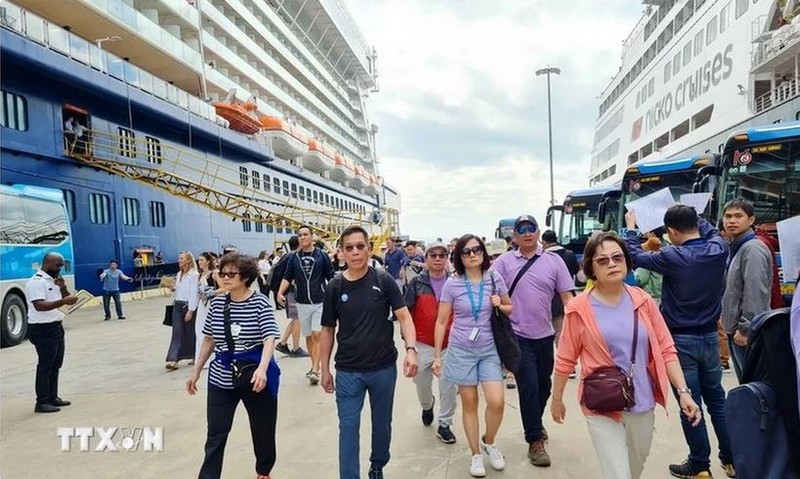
[535,66,560,206]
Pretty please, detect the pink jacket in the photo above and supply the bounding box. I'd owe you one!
[555,285,679,422]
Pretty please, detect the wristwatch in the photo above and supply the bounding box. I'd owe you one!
[405,345,418,353]
[676,387,692,395]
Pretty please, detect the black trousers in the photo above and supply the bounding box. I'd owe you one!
[27,322,65,405]
[198,385,278,478]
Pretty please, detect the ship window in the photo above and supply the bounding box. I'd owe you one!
[62,189,76,223]
[683,42,692,66]
[735,0,748,19]
[145,136,162,164]
[255,215,264,233]
[796,111,800,121]
[692,105,714,129]
[242,213,252,233]
[640,143,653,159]
[672,119,690,142]
[252,170,260,190]
[672,52,681,75]
[263,174,271,192]
[0,90,28,131]
[273,177,280,193]
[266,224,274,233]
[123,197,140,226]
[706,16,718,45]
[239,166,249,187]
[149,201,165,228]
[291,183,298,199]
[313,190,319,204]
[654,131,670,150]
[299,186,305,200]
[282,180,289,197]
[325,194,330,206]
[117,127,136,158]
[720,3,731,32]
[89,193,111,224]
[648,78,654,97]
[664,63,672,83]
[694,31,704,56]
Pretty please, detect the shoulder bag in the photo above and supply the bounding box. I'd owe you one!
[581,309,639,412]
[221,295,259,389]
[489,273,522,374]
[162,304,173,326]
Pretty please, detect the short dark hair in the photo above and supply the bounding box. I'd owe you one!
[217,253,259,287]
[296,224,312,235]
[340,225,370,245]
[451,234,491,276]
[109,259,118,265]
[287,235,299,250]
[582,232,632,281]
[541,230,558,244]
[663,205,698,234]
[404,240,417,248]
[722,198,755,218]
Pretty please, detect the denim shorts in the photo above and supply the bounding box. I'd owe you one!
[444,343,503,386]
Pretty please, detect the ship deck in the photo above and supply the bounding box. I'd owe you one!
[0,295,734,478]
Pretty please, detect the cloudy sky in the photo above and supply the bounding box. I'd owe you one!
[344,0,642,242]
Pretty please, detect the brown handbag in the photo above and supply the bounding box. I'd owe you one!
[581,310,639,412]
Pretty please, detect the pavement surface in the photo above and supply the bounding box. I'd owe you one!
[0,294,736,478]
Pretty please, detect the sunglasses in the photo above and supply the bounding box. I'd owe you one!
[427,253,448,259]
[218,271,240,278]
[516,224,537,235]
[460,246,484,257]
[343,243,368,252]
[593,253,625,267]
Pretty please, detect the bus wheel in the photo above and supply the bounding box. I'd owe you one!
[1,294,28,347]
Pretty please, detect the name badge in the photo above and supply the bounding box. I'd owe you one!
[469,327,480,342]
[231,323,242,338]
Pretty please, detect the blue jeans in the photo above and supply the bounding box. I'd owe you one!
[727,334,747,382]
[335,364,397,479]
[671,332,733,471]
[515,334,554,444]
[102,290,123,318]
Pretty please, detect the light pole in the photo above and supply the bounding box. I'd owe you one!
[535,66,560,206]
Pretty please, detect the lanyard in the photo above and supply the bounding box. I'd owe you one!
[464,276,485,323]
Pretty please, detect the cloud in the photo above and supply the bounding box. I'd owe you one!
[346,0,643,240]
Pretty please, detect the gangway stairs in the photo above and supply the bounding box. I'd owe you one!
[65,131,389,243]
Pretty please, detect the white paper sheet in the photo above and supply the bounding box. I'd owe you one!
[777,216,800,284]
[624,187,675,233]
[58,289,95,315]
[679,193,712,215]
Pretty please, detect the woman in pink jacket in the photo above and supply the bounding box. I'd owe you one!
[550,232,701,479]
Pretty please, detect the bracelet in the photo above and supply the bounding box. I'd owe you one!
[676,387,692,395]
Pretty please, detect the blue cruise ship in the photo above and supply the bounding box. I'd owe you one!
[0,0,400,305]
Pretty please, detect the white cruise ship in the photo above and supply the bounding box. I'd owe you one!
[590,0,800,185]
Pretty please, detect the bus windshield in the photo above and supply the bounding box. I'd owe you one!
[561,201,602,246]
[720,141,800,224]
[621,170,698,207]
[496,219,515,240]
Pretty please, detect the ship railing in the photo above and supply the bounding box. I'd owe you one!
[64,129,378,240]
[751,19,800,68]
[0,0,217,126]
[754,78,800,114]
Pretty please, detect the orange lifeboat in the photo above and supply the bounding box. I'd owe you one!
[330,153,356,183]
[365,173,381,195]
[302,138,335,172]
[350,165,369,189]
[213,99,260,135]
[260,116,309,158]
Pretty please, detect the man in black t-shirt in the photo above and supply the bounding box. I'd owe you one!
[321,226,418,479]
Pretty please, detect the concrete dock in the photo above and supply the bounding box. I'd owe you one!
[1,295,733,478]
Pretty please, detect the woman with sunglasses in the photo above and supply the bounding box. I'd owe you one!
[433,234,513,477]
[187,253,281,479]
[550,233,700,479]
[166,251,199,371]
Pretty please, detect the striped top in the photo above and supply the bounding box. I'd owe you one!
[203,293,279,389]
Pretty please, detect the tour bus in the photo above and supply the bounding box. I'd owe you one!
[0,184,75,346]
[711,121,800,300]
[546,183,620,261]
[495,218,516,240]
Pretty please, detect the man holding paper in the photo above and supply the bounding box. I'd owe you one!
[25,252,79,413]
[624,205,735,479]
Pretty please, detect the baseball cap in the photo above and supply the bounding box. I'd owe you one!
[514,214,538,228]
[425,242,448,255]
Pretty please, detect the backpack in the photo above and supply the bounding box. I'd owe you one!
[267,253,294,309]
[734,307,800,474]
[754,229,784,308]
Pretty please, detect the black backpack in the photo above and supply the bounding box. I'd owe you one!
[267,253,294,309]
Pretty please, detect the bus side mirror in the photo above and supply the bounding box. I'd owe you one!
[598,200,607,224]
[545,210,552,227]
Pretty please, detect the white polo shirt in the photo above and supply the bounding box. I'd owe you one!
[25,270,65,324]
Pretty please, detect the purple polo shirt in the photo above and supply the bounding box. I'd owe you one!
[440,271,508,348]
[791,287,799,419]
[491,246,575,339]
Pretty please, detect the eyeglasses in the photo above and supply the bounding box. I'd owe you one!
[427,253,448,259]
[593,253,625,267]
[460,246,484,257]
[218,271,240,278]
[343,243,368,252]
[516,224,537,235]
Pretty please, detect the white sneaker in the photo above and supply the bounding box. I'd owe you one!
[481,437,506,471]
[469,454,486,477]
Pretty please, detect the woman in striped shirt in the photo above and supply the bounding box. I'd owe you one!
[186,253,281,479]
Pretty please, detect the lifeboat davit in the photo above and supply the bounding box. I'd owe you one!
[213,99,260,135]
[350,165,369,189]
[302,139,335,173]
[260,116,309,158]
[330,154,356,183]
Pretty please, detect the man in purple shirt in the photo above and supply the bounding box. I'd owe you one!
[792,285,800,420]
[491,214,575,468]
